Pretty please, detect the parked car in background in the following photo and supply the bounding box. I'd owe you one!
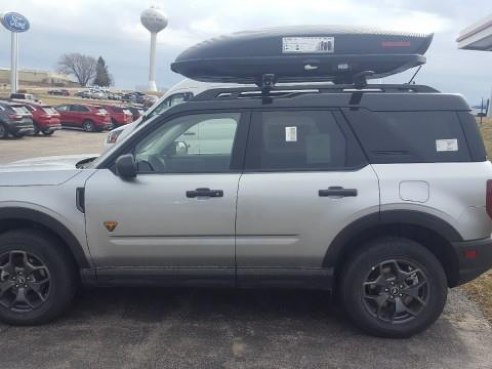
[22,102,62,136]
[55,104,112,132]
[90,90,107,100]
[0,101,35,138]
[104,79,230,148]
[103,105,133,127]
[74,91,91,99]
[47,89,70,96]
[122,91,146,104]
[10,92,39,103]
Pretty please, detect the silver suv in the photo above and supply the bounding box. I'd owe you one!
[1,82,492,338]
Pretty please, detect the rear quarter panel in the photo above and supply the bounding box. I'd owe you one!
[372,162,492,240]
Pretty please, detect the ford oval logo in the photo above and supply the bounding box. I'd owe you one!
[1,12,30,33]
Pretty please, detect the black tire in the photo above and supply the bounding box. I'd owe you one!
[339,237,447,338]
[42,129,55,136]
[110,118,119,130]
[0,123,7,139]
[82,120,95,132]
[33,122,41,136]
[0,229,77,325]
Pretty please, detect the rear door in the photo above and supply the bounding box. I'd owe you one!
[235,110,380,282]
[71,105,89,126]
[56,105,71,125]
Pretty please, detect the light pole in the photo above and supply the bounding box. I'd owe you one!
[1,12,30,94]
[141,6,168,92]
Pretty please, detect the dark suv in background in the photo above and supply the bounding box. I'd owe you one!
[0,101,35,138]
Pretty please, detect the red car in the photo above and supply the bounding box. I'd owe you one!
[103,105,133,127]
[22,102,62,136]
[55,104,112,132]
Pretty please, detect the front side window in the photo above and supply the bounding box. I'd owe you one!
[246,110,351,171]
[56,105,69,112]
[134,112,240,173]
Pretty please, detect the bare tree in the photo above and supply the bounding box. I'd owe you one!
[57,53,97,86]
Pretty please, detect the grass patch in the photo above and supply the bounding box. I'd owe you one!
[461,117,492,323]
[462,271,492,322]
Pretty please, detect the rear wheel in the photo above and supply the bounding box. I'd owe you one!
[339,237,448,338]
[0,124,7,139]
[82,120,95,132]
[0,230,77,325]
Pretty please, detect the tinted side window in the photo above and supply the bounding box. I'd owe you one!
[246,111,362,171]
[344,110,471,163]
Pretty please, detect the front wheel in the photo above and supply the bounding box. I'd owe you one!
[0,123,7,139]
[42,129,55,136]
[0,230,77,325]
[339,237,448,338]
[82,120,95,132]
[33,123,41,135]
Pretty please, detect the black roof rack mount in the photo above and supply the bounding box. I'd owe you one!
[171,26,433,90]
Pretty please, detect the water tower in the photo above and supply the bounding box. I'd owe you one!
[141,6,168,92]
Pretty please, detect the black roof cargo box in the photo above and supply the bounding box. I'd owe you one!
[171,26,433,85]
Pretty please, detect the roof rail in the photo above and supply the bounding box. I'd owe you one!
[193,83,439,102]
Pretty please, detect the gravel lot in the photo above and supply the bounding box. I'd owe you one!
[0,130,491,369]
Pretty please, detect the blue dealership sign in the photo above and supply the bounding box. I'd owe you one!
[1,12,30,33]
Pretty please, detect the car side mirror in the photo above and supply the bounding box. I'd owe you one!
[115,154,137,179]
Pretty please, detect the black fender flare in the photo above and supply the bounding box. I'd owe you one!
[322,209,463,267]
[0,207,90,268]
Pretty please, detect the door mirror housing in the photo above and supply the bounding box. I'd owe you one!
[115,154,137,179]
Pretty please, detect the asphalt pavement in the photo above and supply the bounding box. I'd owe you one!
[0,288,490,369]
[0,130,491,369]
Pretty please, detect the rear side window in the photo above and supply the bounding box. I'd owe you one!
[344,109,472,163]
[245,110,365,171]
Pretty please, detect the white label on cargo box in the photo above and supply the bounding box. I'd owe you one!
[436,139,458,152]
[282,37,334,54]
[285,126,298,142]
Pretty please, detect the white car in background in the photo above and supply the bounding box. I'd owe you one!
[104,79,239,149]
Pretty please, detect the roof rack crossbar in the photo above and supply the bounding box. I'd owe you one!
[193,83,439,101]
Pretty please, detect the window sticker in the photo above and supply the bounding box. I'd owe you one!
[282,37,334,54]
[285,126,298,142]
[436,139,458,152]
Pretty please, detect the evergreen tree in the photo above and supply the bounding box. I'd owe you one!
[93,57,112,86]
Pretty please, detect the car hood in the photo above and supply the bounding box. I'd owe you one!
[0,154,98,186]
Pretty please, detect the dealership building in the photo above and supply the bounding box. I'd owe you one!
[457,14,492,117]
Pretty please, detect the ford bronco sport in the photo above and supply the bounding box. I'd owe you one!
[0,27,491,338]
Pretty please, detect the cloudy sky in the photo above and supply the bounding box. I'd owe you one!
[0,0,490,104]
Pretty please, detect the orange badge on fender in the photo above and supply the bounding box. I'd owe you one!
[104,221,118,232]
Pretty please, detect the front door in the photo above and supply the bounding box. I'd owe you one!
[84,111,247,282]
[235,110,379,283]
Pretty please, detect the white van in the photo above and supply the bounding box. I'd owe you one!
[104,79,241,148]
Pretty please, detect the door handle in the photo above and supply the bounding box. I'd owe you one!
[319,186,358,197]
[186,188,224,198]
